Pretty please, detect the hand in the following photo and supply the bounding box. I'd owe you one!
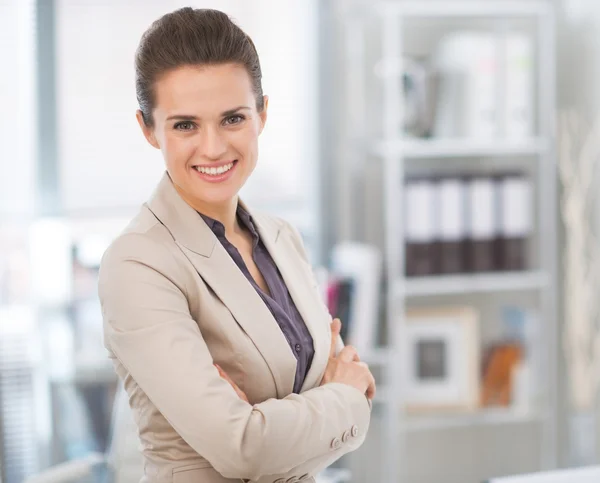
[319,318,376,401]
[215,364,249,403]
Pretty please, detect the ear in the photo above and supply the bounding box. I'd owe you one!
[136,110,160,149]
[258,95,268,135]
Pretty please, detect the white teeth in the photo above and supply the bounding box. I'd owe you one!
[195,162,234,175]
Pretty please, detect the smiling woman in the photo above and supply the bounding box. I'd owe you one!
[138,63,263,209]
[98,7,375,483]
[135,9,267,217]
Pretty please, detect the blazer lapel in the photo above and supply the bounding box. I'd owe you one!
[247,205,330,393]
[146,173,297,398]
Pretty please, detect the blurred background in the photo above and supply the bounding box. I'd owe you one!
[2,0,600,482]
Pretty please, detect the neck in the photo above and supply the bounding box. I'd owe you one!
[198,198,241,235]
[176,186,241,235]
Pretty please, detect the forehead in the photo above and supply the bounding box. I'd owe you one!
[153,63,254,117]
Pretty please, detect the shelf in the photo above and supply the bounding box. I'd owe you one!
[372,138,548,159]
[404,408,547,432]
[372,390,546,431]
[316,468,352,483]
[396,271,549,298]
[342,1,558,479]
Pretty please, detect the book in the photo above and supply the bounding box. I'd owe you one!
[405,178,438,276]
[438,176,467,274]
[497,173,532,271]
[432,32,498,139]
[503,33,534,139]
[466,176,499,272]
[329,243,382,353]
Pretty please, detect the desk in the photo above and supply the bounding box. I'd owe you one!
[488,466,600,482]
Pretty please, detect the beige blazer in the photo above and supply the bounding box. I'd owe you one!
[98,173,372,483]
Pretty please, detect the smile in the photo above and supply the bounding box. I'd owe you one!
[193,161,235,176]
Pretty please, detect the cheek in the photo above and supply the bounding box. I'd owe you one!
[162,133,195,166]
[232,127,260,162]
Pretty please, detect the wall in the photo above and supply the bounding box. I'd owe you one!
[552,0,600,466]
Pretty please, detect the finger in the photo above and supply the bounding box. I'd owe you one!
[366,382,376,400]
[215,363,239,389]
[219,368,238,388]
[329,318,341,358]
[338,345,358,363]
[217,365,232,382]
[215,364,249,402]
[215,363,227,379]
[342,346,361,362]
[352,361,375,399]
[364,369,376,400]
[236,387,250,403]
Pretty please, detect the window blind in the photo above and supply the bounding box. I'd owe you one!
[0,307,39,483]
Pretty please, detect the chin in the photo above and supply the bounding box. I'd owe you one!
[192,184,241,206]
[172,164,250,207]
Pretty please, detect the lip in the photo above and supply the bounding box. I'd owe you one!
[192,160,236,169]
[191,160,238,184]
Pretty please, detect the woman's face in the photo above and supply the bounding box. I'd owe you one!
[137,63,268,210]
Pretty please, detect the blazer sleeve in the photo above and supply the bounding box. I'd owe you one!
[98,232,371,481]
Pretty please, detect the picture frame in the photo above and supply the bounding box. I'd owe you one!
[403,306,480,413]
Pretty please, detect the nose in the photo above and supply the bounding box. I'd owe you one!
[198,125,228,160]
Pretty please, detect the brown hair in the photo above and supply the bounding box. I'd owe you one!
[135,7,264,127]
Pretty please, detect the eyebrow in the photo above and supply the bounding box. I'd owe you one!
[166,106,251,121]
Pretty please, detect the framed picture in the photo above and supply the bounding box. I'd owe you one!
[403,306,480,413]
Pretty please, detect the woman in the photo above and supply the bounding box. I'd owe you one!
[99,7,376,483]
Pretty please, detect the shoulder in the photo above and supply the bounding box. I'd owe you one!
[99,204,187,291]
[101,204,170,262]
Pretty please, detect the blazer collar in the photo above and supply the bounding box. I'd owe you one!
[146,172,282,256]
[146,172,298,397]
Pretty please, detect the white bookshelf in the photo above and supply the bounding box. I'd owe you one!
[404,409,549,433]
[372,138,549,158]
[400,271,549,298]
[372,388,548,432]
[340,2,558,482]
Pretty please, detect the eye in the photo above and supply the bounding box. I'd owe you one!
[223,114,245,126]
[174,121,196,131]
